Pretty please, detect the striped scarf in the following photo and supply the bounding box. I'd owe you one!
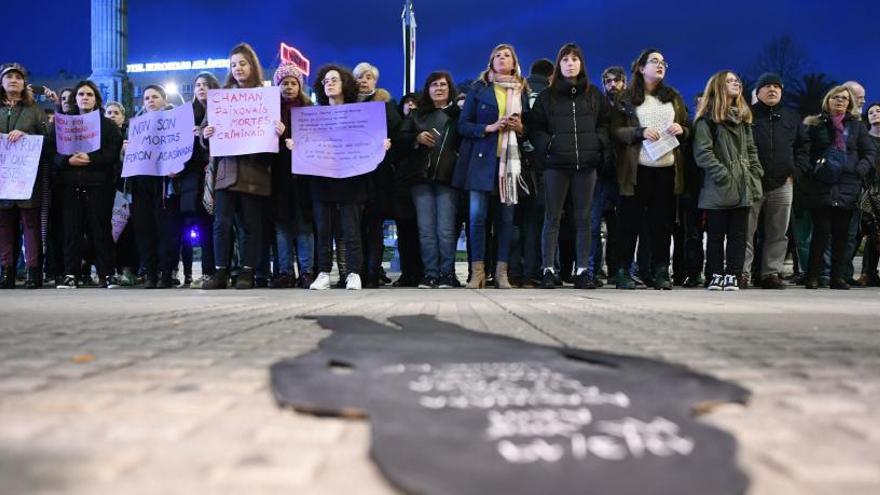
[492,75,526,205]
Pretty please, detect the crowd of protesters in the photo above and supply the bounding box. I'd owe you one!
[1,41,878,292]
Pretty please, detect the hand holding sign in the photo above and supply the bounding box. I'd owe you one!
[0,134,44,200]
[55,110,101,155]
[121,104,195,178]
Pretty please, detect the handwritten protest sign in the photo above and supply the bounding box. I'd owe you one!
[54,110,101,155]
[291,101,387,178]
[207,86,280,157]
[121,104,194,178]
[0,134,44,200]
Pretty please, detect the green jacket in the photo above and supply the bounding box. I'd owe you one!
[693,117,763,210]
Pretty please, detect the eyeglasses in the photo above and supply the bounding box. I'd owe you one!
[830,95,850,102]
[322,77,341,85]
[647,58,668,69]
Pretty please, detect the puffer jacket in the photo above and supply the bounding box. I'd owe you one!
[798,113,877,209]
[528,78,611,171]
[693,117,763,210]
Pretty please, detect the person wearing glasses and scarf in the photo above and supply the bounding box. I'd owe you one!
[452,43,530,289]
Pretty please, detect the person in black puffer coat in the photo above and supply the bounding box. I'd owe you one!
[528,43,612,289]
[800,85,877,289]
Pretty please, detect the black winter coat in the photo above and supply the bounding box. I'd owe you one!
[54,114,123,189]
[751,101,809,192]
[397,104,461,186]
[179,100,210,214]
[799,113,877,209]
[528,78,611,171]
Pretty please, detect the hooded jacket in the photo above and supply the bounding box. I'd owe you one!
[693,115,763,210]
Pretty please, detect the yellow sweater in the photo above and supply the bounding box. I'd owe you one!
[493,83,507,157]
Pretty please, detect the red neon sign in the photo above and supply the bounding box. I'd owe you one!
[280,43,311,76]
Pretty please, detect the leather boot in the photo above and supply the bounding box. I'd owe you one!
[466,262,486,289]
[25,267,40,289]
[201,269,229,290]
[235,268,255,289]
[495,262,512,289]
[1,266,14,289]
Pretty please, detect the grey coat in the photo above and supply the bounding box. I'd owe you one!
[693,117,763,210]
[0,102,48,209]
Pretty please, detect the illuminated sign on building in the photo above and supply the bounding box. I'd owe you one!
[126,58,229,73]
[280,43,310,76]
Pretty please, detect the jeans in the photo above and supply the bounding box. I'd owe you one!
[705,207,749,277]
[412,183,458,278]
[469,190,514,263]
[213,189,264,270]
[276,204,315,276]
[588,177,619,276]
[672,194,704,280]
[744,181,793,278]
[315,201,362,275]
[808,207,853,280]
[542,167,596,270]
[619,165,676,271]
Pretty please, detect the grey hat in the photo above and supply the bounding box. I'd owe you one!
[0,63,27,80]
[756,72,783,90]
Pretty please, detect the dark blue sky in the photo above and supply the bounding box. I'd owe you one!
[3,0,879,103]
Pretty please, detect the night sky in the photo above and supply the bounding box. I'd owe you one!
[3,0,879,104]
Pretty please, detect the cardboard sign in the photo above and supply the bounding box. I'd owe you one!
[54,110,101,155]
[0,134,44,200]
[122,104,194,178]
[291,102,387,178]
[207,87,281,157]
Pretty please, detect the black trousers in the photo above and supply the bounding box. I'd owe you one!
[131,177,182,278]
[619,165,676,271]
[808,207,853,280]
[315,201,363,275]
[182,210,214,276]
[673,195,705,280]
[62,185,115,279]
[705,207,748,277]
[542,167,596,270]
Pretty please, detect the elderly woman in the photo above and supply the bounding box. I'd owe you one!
[800,86,877,289]
[0,63,48,289]
[453,44,530,289]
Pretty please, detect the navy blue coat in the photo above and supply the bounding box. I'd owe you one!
[452,80,530,192]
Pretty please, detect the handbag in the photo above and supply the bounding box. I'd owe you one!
[813,148,846,185]
[202,160,215,215]
[111,190,131,242]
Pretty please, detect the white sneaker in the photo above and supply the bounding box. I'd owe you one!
[723,274,740,291]
[345,273,362,290]
[309,272,331,290]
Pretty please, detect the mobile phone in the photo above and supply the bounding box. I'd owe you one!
[31,85,46,96]
[431,128,442,136]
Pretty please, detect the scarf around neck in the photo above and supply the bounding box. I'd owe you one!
[831,113,847,151]
[491,73,526,205]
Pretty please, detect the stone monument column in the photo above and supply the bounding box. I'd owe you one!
[90,0,129,107]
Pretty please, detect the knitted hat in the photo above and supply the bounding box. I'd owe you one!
[0,63,27,80]
[756,72,783,90]
[273,63,304,87]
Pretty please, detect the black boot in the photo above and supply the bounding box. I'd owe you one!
[235,268,254,289]
[1,266,14,289]
[201,269,229,290]
[25,267,41,289]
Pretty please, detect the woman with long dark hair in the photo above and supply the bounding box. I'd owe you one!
[693,71,763,291]
[53,80,123,288]
[800,86,876,289]
[530,43,612,289]
[452,44,530,289]
[201,43,285,290]
[399,71,461,288]
[610,48,690,290]
[181,71,219,289]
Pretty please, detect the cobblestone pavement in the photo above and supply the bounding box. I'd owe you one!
[1,281,879,495]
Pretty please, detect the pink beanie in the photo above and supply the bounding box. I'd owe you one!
[273,63,304,87]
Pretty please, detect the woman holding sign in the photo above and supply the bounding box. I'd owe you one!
[52,80,123,289]
[201,43,285,290]
[452,44,530,289]
[609,48,690,290]
[290,64,391,291]
[0,63,48,289]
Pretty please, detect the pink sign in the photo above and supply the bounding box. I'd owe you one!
[121,104,195,178]
[291,102,387,179]
[0,134,44,200]
[54,110,101,155]
[207,87,281,157]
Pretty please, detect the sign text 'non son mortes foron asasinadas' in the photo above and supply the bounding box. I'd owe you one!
[207,87,280,157]
[121,104,194,178]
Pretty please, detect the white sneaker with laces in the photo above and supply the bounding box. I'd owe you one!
[723,274,740,291]
[707,274,724,291]
[309,272,331,290]
[346,273,362,290]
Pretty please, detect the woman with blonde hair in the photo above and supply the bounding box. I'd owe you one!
[800,85,876,289]
[693,70,763,291]
[452,43,530,289]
